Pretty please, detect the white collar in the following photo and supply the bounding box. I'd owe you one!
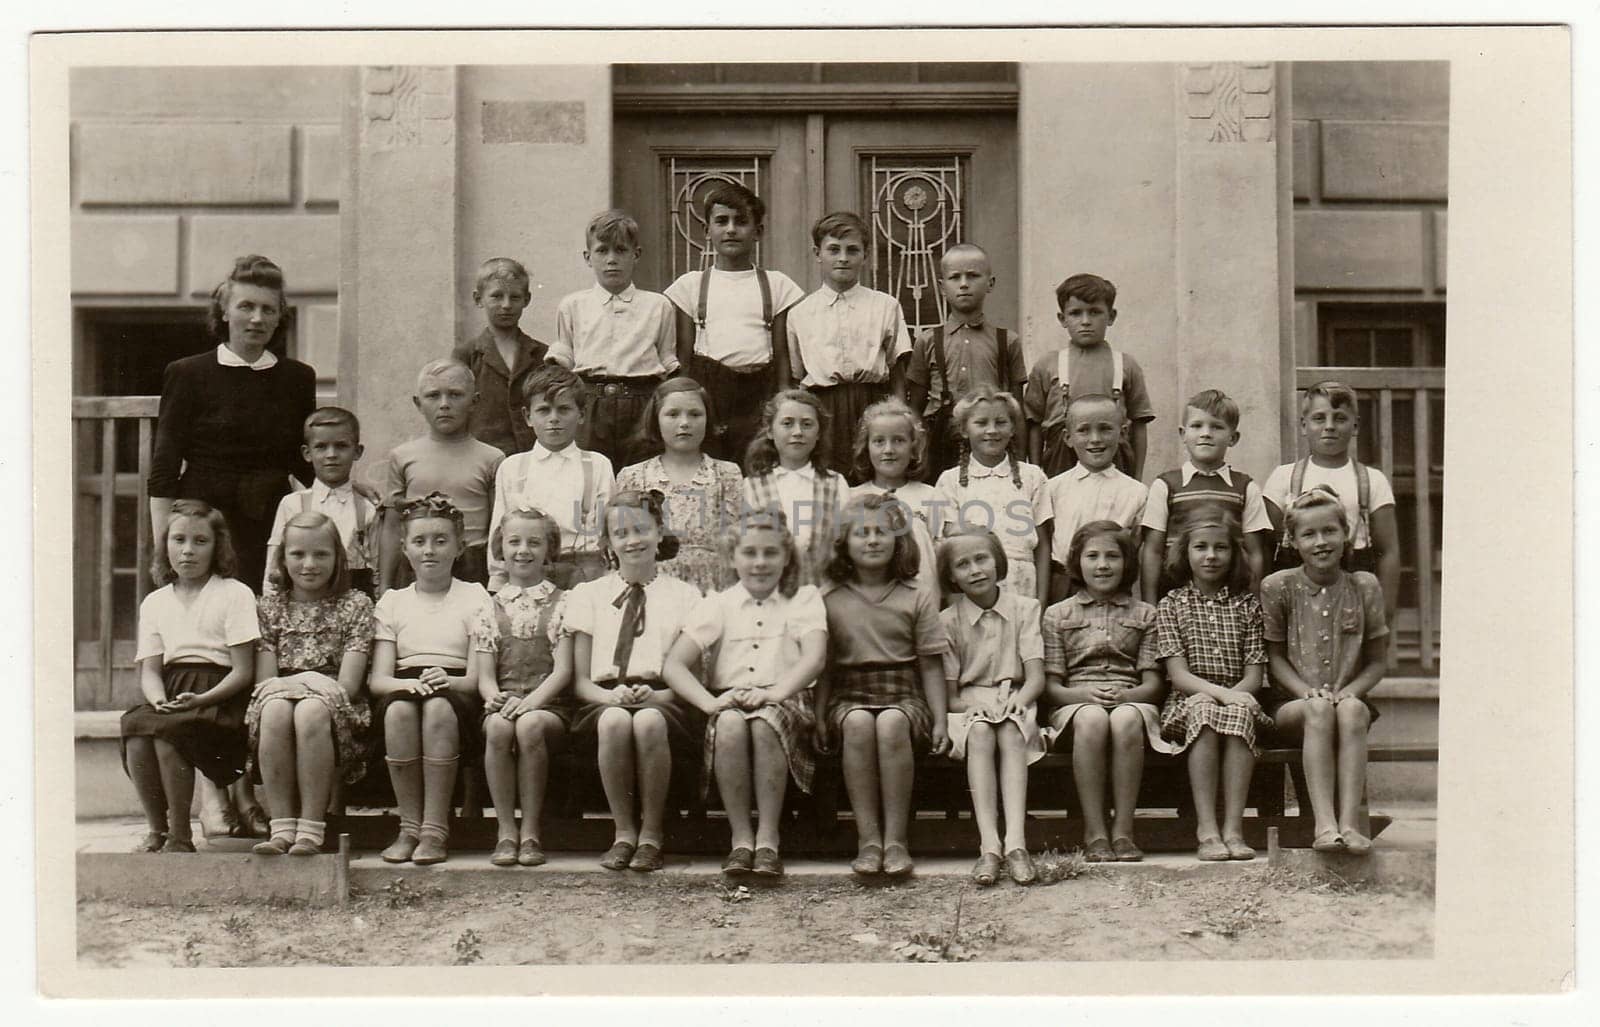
[595,283,636,304]
[773,462,816,481]
[532,442,579,462]
[497,579,556,602]
[1181,461,1234,486]
[731,582,782,607]
[311,478,354,503]
[216,343,278,371]
[824,283,863,305]
[1068,461,1120,481]
[967,456,1013,479]
[956,592,1008,627]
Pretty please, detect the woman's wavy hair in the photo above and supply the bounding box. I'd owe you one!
[1283,484,1355,562]
[935,527,1009,595]
[1065,520,1140,597]
[719,505,801,599]
[635,376,713,459]
[826,492,921,585]
[745,388,832,477]
[850,396,928,484]
[490,506,563,564]
[1162,504,1251,595]
[268,511,351,595]
[152,499,238,585]
[207,254,293,352]
[602,489,681,567]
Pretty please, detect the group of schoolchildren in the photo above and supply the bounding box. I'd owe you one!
[124,181,1402,888]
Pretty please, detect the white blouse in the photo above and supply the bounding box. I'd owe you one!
[135,576,260,665]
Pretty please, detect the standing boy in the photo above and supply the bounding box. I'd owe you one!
[664,183,805,466]
[1262,380,1401,626]
[1138,389,1274,603]
[905,243,1027,480]
[1023,273,1155,480]
[264,406,379,596]
[1045,394,1149,603]
[786,210,910,479]
[550,209,678,470]
[488,365,615,592]
[453,258,548,456]
[377,359,504,593]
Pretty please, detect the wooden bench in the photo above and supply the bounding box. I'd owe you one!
[328,743,1437,856]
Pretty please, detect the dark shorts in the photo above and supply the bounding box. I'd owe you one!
[810,380,890,482]
[686,354,774,468]
[579,375,659,470]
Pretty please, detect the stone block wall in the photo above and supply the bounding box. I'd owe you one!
[69,67,347,400]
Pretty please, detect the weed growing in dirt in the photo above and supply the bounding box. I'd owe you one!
[891,890,1005,963]
[179,935,202,968]
[383,877,442,909]
[453,929,483,965]
[718,884,753,904]
[221,913,253,939]
[1034,848,1097,885]
[1261,865,1362,895]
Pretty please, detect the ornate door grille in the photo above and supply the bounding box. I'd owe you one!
[864,154,968,334]
[667,155,765,278]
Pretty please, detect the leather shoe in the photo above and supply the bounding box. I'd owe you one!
[971,852,1002,886]
[1341,829,1373,856]
[134,832,167,853]
[722,847,754,875]
[850,844,884,875]
[751,847,784,877]
[1312,829,1346,853]
[412,833,449,865]
[882,843,914,877]
[253,836,293,856]
[489,839,518,866]
[161,836,196,853]
[1005,848,1037,884]
[381,832,419,864]
[1084,837,1116,862]
[1197,837,1231,862]
[629,842,664,872]
[1111,837,1144,862]
[1224,836,1257,861]
[288,838,322,856]
[517,839,547,867]
[599,840,636,870]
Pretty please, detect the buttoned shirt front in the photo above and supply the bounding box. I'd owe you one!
[1048,463,1149,565]
[934,457,1054,558]
[1155,584,1267,686]
[907,316,1027,414]
[941,590,1044,687]
[768,462,820,551]
[550,284,678,379]
[268,478,375,571]
[786,284,910,388]
[684,583,828,692]
[489,443,615,588]
[1042,591,1159,687]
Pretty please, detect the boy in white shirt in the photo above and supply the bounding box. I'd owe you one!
[664,183,805,467]
[264,406,378,596]
[786,211,910,479]
[488,365,615,592]
[551,209,678,470]
[1046,394,1149,603]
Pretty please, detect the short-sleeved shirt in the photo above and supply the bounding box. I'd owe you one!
[1259,568,1388,692]
[490,580,565,694]
[382,434,504,546]
[664,267,806,369]
[135,576,261,665]
[489,444,615,587]
[562,571,701,682]
[1142,462,1274,536]
[683,583,828,692]
[940,591,1044,687]
[906,316,1027,414]
[821,579,946,667]
[1041,591,1159,688]
[1047,463,1149,565]
[933,457,1054,560]
[1261,460,1396,551]
[1023,341,1156,432]
[549,284,679,379]
[1155,584,1266,688]
[373,579,497,670]
[268,480,378,572]
[258,589,374,677]
[786,284,911,388]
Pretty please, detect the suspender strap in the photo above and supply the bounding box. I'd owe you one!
[1281,457,1370,546]
[300,491,313,514]
[1111,348,1124,393]
[996,328,1010,392]
[580,452,596,527]
[1057,349,1069,392]
[930,327,948,407]
[696,268,773,331]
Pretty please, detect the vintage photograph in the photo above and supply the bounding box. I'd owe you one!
[36,25,1570,997]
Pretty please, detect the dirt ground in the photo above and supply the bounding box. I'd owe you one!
[77,860,1433,967]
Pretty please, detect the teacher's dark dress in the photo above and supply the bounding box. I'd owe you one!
[148,349,317,593]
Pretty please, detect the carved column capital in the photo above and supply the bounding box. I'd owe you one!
[1182,62,1275,143]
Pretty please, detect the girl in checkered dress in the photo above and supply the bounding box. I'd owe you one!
[818,493,950,877]
[1155,506,1271,862]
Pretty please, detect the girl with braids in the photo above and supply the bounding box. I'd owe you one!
[565,490,703,872]
[933,387,1053,600]
[741,389,845,588]
[367,493,498,865]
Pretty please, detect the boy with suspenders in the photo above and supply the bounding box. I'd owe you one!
[905,243,1027,481]
[1023,273,1155,481]
[664,182,804,467]
[265,406,379,597]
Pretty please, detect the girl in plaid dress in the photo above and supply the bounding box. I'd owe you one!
[1042,521,1173,862]
[1155,507,1271,862]
[818,493,950,877]
[663,508,828,878]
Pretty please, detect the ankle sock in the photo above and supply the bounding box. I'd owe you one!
[268,817,297,844]
[397,816,421,838]
[295,818,326,847]
[419,820,450,844]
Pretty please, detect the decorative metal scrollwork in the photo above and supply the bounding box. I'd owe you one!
[867,154,967,334]
[667,156,764,277]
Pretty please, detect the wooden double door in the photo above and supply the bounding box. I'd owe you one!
[614,112,1018,336]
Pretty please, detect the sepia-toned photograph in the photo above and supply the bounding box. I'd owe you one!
[28,23,1574,1000]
